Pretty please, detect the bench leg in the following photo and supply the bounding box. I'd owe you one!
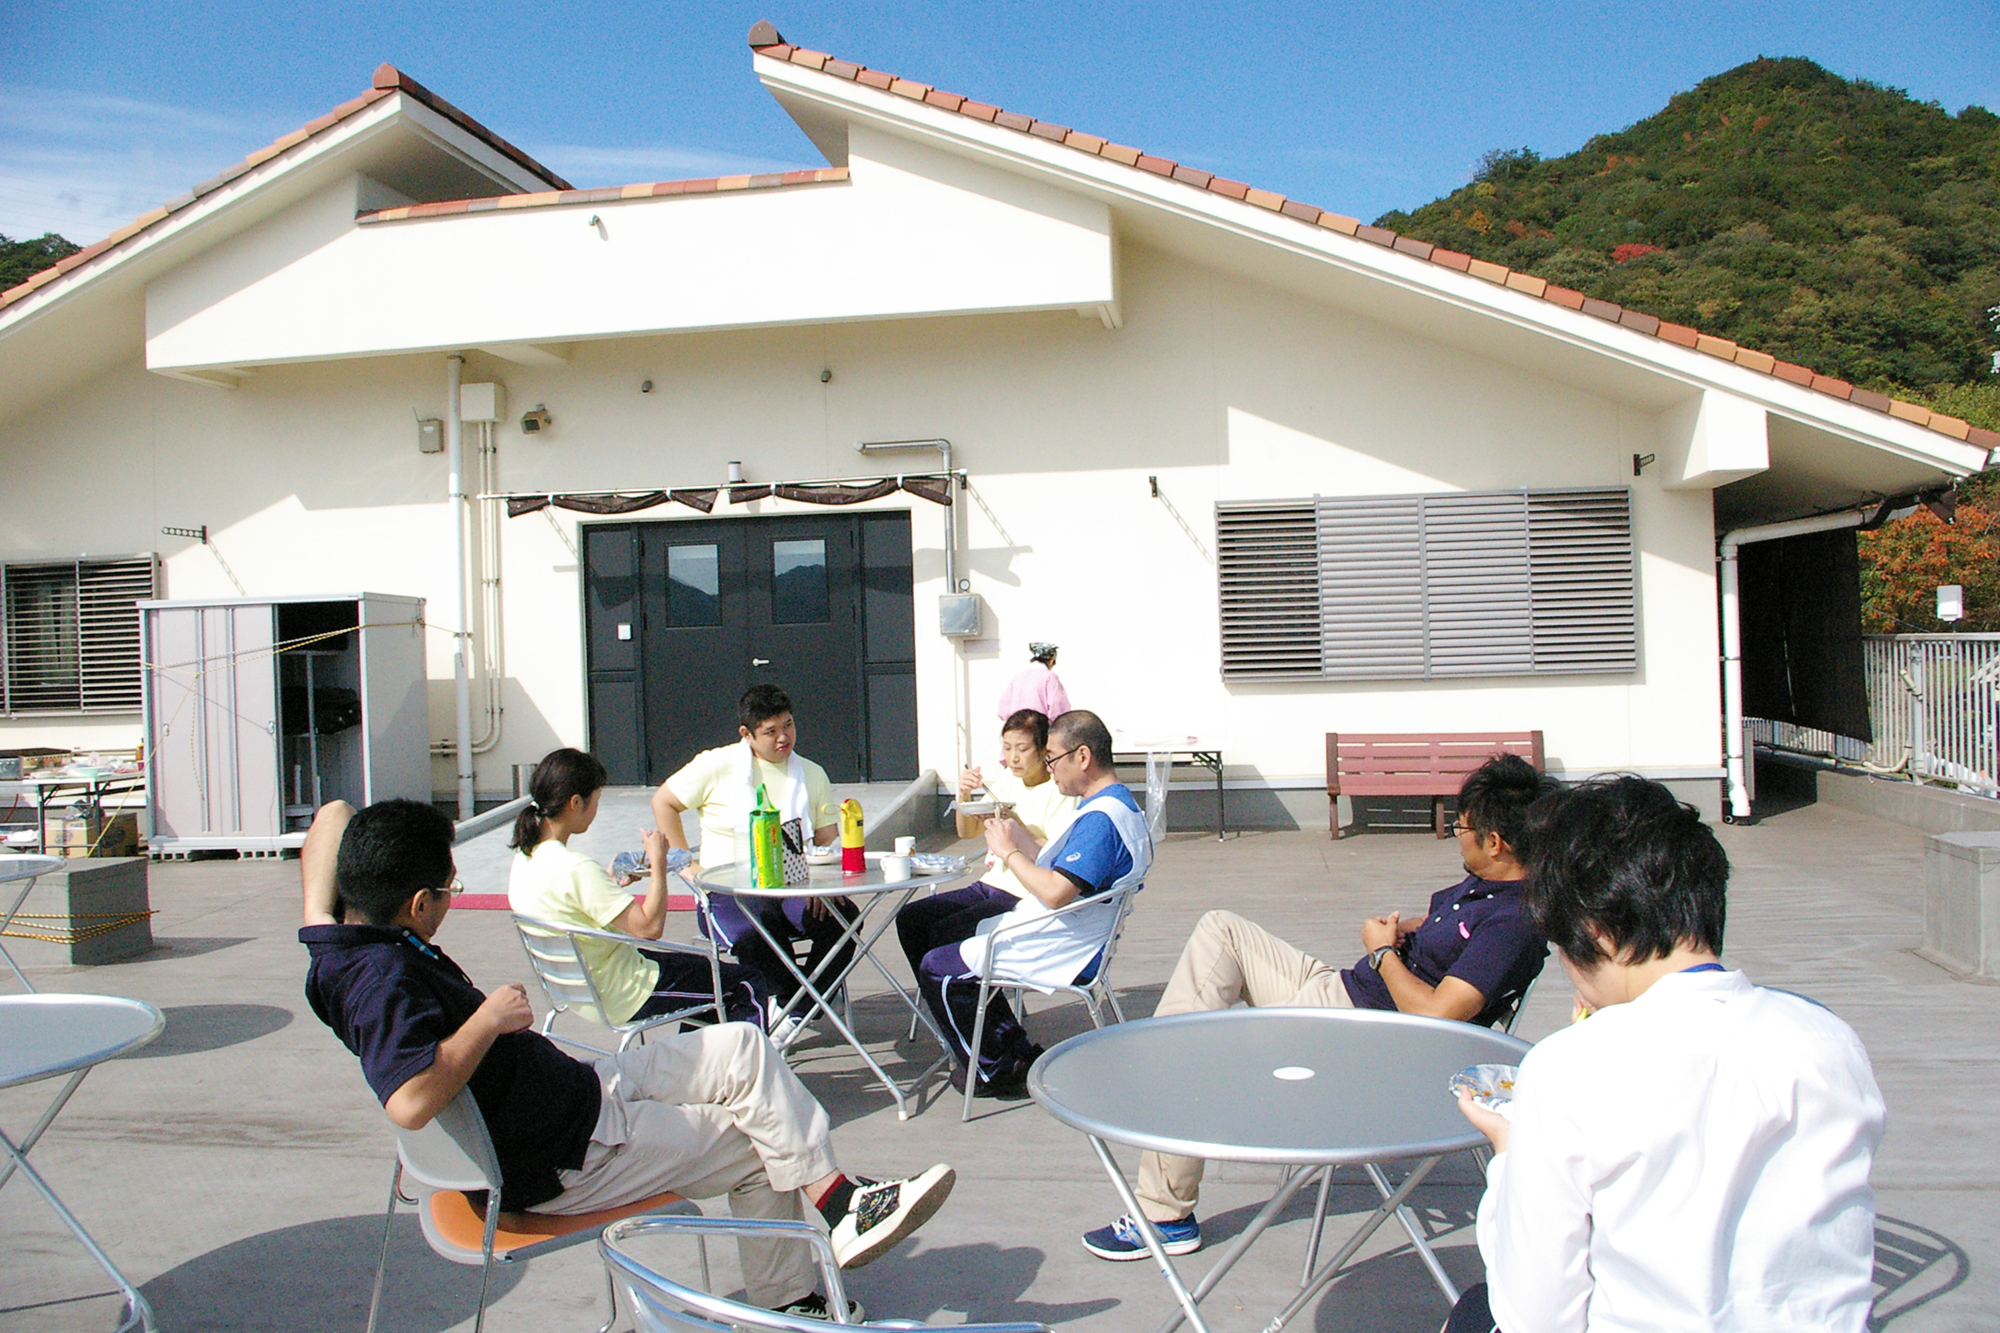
[1433,797,1448,839]
[1330,794,1346,840]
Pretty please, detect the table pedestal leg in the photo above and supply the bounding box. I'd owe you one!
[1086,1135,1212,1333]
[1,1070,156,1332]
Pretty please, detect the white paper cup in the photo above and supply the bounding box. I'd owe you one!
[893,835,916,856]
[881,855,913,883]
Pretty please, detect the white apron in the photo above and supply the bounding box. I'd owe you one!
[959,787,1152,991]
[705,742,813,946]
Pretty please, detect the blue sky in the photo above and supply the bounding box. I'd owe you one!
[3,1,1995,244]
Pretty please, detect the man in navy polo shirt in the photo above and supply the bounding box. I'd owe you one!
[299,798,954,1320]
[1082,753,1556,1261]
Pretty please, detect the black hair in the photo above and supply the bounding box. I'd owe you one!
[1001,708,1051,751]
[1049,709,1114,771]
[1456,753,1561,851]
[509,747,609,851]
[336,798,456,927]
[738,683,793,733]
[1519,775,1729,968]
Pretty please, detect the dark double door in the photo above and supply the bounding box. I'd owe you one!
[584,512,917,785]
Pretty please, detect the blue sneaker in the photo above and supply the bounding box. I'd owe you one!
[1082,1212,1200,1261]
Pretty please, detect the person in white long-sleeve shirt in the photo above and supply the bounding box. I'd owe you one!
[1450,776,1885,1333]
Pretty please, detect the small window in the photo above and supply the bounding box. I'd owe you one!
[771,539,828,624]
[667,545,720,627]
[2,555,158,714]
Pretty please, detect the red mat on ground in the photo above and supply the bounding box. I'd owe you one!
[456,892,698,912]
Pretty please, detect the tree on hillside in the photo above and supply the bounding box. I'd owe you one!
[0,233,81,291]
[1379,58,2000,391]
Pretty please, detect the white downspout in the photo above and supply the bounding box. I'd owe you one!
[1717,508,1866,821]
[446,355,474,820]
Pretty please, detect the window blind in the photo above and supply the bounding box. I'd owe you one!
[1217,489,1635,681]
[2,555,158,714]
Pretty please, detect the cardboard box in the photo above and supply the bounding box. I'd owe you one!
[41,809,139,858]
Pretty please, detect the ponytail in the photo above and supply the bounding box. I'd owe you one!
[508,747,610,850]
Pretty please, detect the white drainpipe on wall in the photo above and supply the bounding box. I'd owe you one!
[1717,508,1866,821]
[446,355,475,820]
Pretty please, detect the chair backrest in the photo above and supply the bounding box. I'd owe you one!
[397,1086,501,1195]
[1492,971,1541,1036]
[602,1215,1052,1333]
[1071,884,1139,987]
[514,913,615,1029]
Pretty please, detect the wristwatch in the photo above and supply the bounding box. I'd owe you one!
[1368,944,1398,972]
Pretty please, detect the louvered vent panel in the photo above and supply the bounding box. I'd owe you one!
[1423,493,1533,678]
[1217,501,1322,680]
[1317,497,1424,680]
[78,557,156,711]
[4,564,80,712]
[1529,489,1636,673]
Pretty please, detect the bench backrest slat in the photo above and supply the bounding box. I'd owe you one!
[1327,730,1545,797]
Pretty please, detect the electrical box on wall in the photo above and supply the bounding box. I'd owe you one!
[417,418,442,453]
[939,592,982,638]
[460,382,506,423]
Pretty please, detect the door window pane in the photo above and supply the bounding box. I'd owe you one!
[771,539,828,624]
[667,545,720,626]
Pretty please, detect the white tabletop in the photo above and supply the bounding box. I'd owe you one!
[692,857,966,898]
[0,994,164,1090]
[1031,1007,1528,1164]
[0,854,63,883]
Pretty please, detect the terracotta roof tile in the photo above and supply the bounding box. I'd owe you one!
[1772,361,1814,386]
[353,166,850,224]
[1466,256,1507,283]
[1694,333,1737,359]
[790,49,831,71]
[1280,199,1321,223]
[1848,387,1890,413]
[1244,187,1285,211]
[1505,272,1548,297]
[1888,399,1933,425]
[1100,142,1142,166]
[890,79,930,100]
[1544,285,1587,311]
[958,100,1000,122]
[1356,224,1397,247]
[1617,310,1660,335]
[1172,164,1213,187]
[1812,375,1853,399]
[1393,236,1435,260]
[824,59,861,80]
[1581,296,1622,322]
[1207,177,1251,201]
[1029,120,1070,142]
[1065,131,1107,153]
[1930,414,1972,441]
[1430,247,1472,273]
[1136,154,1176,177]
[855,68,894,91]
[994,110,1034,132]
[1969,427,2000,451]
[924,89,966,111]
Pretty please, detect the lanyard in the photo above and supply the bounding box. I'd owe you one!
[1679,962,1724,974]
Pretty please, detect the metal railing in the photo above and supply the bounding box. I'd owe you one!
[1750,635,2000,797]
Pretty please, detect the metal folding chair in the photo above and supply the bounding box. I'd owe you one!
[601,1212,1054,1332]
[513,913,728,1056]
[962,882,1140,1122]
[367,1086,694,1333]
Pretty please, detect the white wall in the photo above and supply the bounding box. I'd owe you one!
[0,237,1724,798]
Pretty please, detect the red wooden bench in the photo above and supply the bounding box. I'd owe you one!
[1327,731,1545,839]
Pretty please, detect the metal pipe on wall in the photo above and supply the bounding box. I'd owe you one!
[1717,508,1865,821]
[446,355,474,819]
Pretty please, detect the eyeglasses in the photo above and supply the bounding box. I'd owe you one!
[431,877,465,897]
[1449,822,1478,837]
[1044,746,1083,768]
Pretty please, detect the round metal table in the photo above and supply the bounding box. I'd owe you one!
[1030,1006,1529,1333]
[692,856,967,1118]
[0,993,165,1332]
[0,854,64,992]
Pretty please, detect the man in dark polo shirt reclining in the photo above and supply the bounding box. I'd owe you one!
[299,798,954,1321]
[1081,754,1557,1260]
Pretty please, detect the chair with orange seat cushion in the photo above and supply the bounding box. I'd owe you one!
[366,1086,697,1333]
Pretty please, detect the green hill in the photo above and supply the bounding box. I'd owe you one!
[0,233,81,292]
[1378,58,2000,398]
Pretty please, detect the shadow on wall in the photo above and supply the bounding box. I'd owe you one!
[142,1211,526,1332]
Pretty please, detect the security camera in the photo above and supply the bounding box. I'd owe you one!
[520,405,552,434]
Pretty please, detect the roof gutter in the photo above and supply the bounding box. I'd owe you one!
[1717,509,1869,822]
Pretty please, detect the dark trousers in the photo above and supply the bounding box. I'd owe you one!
[1445,1283,1498,1333]
[905,883,1037,1078]
[729,898,860,1007]
[631,947,770,1029]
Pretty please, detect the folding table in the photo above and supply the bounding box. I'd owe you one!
[0,992,165,1332]
[1030,1006,1528,1333]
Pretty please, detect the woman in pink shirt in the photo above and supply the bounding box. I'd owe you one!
[996,642,1071,722]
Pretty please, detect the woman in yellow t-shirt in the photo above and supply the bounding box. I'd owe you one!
[893,708,1079,983]
[507,748,768,1029]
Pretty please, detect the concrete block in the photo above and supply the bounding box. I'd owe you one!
[1922,832,2000,979]
[2,856,153,966]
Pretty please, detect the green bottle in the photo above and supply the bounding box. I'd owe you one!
[749,783,783,889]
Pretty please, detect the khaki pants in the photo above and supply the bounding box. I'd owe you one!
[541,1022,839,1308]
[1136,910,1352,1221]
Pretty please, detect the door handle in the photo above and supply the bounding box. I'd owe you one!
[752,658,771,667]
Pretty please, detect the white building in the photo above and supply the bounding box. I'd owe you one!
[1,24,1992,837]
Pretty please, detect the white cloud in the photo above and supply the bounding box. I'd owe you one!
[0,87,286,244]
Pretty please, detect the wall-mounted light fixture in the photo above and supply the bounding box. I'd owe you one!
[520,404,553,434]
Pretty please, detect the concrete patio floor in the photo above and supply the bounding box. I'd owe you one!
[0,795,1989,1332]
